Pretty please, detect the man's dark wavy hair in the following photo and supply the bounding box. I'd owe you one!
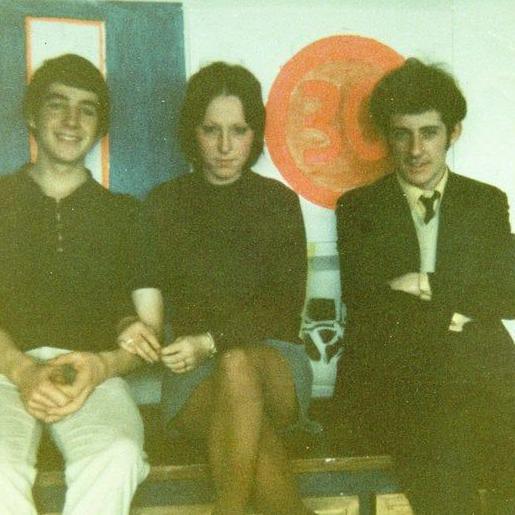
[370,58,467,137]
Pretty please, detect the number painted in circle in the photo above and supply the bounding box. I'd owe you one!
[266,35,404,208]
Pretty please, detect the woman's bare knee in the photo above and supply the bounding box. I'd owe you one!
[216,348,257,384]
[214,348,264,408]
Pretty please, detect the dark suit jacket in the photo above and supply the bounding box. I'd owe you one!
[334,172,514,435]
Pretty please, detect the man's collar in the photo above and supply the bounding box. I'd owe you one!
[396,168,449,212]
[17,164,98,202]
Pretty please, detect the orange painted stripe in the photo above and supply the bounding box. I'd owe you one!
[98,20,106,75]
[98,21,109,186]
[28,16,102,28]
[24,17,34,81]
[25,17,36,162]
[101,136,110,188]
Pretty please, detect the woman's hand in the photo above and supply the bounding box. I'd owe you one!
[117,319,161,363]
[161,333,214,373]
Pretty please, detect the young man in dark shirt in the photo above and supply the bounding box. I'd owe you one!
[334,59,514,513]
[0,54,157,514]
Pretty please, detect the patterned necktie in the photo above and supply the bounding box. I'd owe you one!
[419,191,441,224]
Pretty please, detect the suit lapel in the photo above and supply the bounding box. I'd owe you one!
[436,173,468,272]
[378,174,421,273]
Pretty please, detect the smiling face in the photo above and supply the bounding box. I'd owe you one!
[388,109,461,190]
[195,94,255,185]
[31,82,100,168]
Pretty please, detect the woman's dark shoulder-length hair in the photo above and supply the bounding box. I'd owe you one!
[178,61,265,168]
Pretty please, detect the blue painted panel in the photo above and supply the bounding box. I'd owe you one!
[0,4,31,170]
[105,2,187,197]
[0,1,187,197]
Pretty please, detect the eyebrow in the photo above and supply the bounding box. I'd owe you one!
[391,124,441,131]
[43,92,99,107]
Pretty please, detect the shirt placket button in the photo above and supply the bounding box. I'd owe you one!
[56,206,64,252]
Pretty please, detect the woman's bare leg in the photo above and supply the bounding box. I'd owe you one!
[246,345,314,515]
[210,348,266,513]
[172,349,263,514]
[172,346,314,515]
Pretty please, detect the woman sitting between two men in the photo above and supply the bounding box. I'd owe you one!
[121,62,316,515]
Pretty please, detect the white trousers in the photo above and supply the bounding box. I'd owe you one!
[0,347,150,515]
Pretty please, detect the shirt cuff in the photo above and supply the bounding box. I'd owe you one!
[418,273,432,301]
[449,312,473,332]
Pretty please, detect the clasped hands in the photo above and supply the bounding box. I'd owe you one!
[117,320,213,374]
[16,351,108,424]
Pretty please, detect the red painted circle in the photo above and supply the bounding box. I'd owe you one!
[266,35,404,208]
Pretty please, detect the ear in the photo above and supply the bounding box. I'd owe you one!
[449,122,462,146]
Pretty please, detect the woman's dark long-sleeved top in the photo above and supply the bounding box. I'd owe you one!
[139,171,307,351]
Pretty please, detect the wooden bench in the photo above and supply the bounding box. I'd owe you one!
[32,371,508,514]
[33,391,406,515]
[36,454,402,514]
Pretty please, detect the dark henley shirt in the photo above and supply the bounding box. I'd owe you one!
[0,166,139,352]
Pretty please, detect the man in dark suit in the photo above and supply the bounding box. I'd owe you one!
[334,58,514,514]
